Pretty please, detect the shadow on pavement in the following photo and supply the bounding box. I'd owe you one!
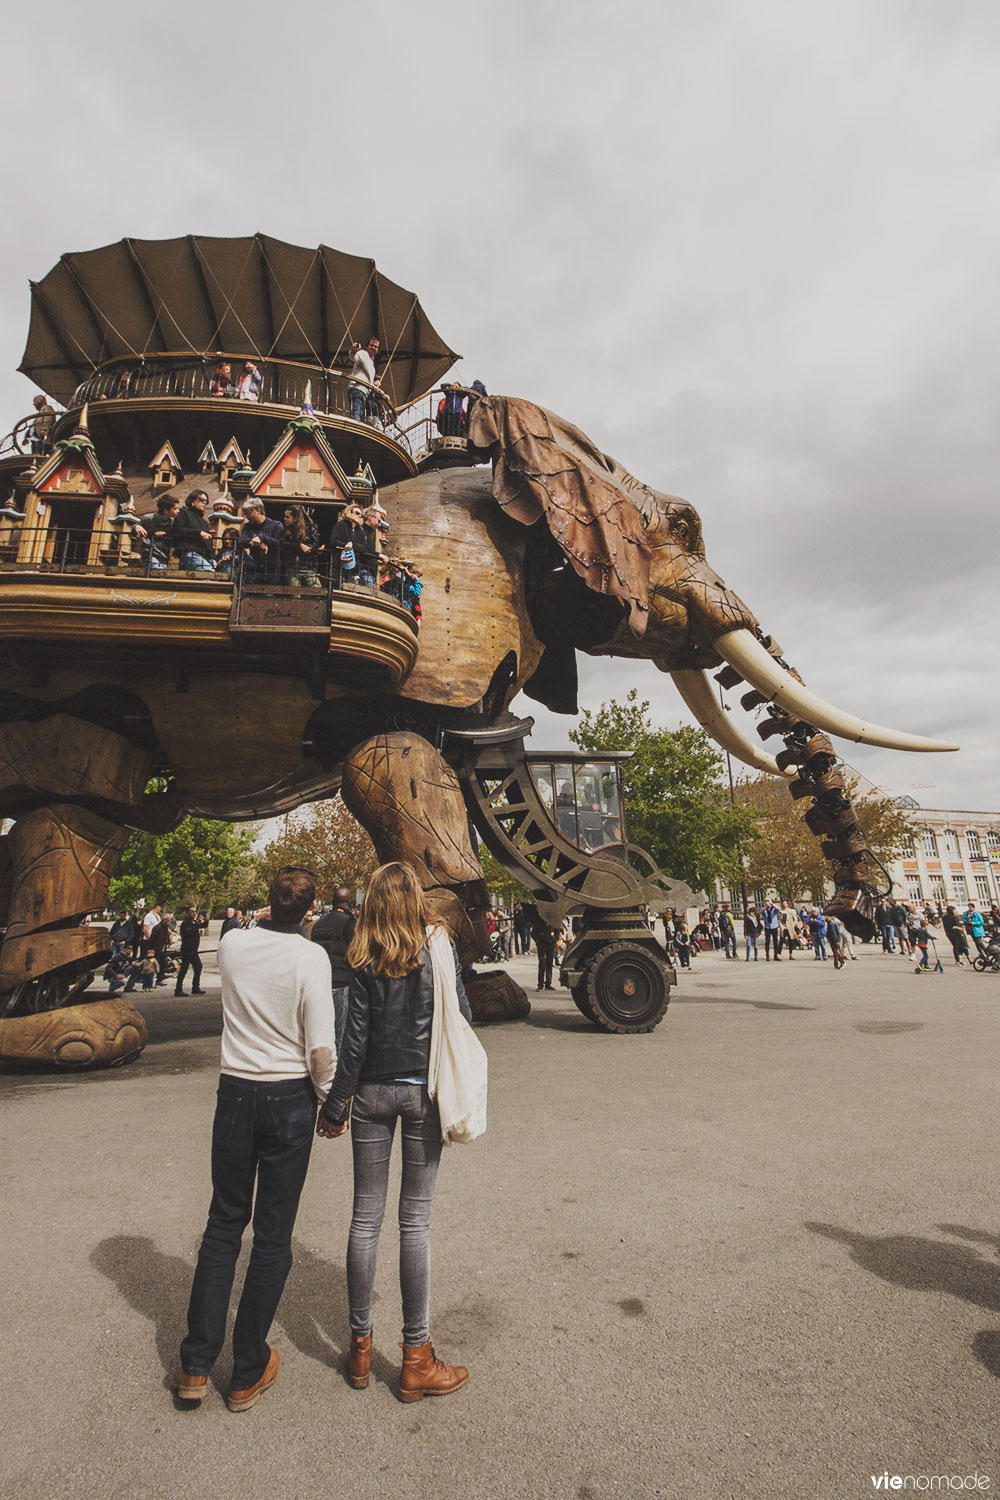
[677,994,815,1012]
[89,1233,400,1393]
[806,1221,1000,1378]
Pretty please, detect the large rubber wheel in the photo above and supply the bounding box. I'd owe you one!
[973,956,987,972]
[584,942,672,1033]
[570,982,599,1023]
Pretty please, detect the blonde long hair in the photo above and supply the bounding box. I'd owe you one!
[347,861,428,978]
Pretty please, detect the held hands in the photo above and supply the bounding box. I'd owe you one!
[317,1115,349,1139]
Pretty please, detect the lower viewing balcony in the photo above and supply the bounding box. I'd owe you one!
[0,526,419,686]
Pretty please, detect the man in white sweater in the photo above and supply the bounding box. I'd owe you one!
[173,866,336,1412]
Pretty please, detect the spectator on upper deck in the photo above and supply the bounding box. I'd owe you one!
[210,360,235,398]
[236,361,263,402]
[348,337,380,424]
[237,500,284,582]
[172,490,216,572]
[30,395,55,454]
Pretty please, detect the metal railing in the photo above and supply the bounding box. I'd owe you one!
[393,384,485,464]
[62,354,406,442]
[0,413,56,460]
[0,524,423,622]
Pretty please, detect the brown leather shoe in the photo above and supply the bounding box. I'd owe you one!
[226,1346,279,1412]
[347,1331,372,1389]
[172,1367,208,1403]
[398,1341,469,1403]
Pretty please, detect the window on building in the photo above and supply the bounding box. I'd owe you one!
[987,831,1000,859]
[967,829,983,859]
[906,876,923,903]
[930,876,947,902]
[943,829,960,858]
[953,874,968,903]
[900,831,916,857]
[921,828,938,858]
[975,875,992,905]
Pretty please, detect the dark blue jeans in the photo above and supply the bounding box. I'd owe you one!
[180,1074,315,1387]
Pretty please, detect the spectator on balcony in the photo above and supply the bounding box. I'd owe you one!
[329,504,378,589]
[210,360,235,398]
[237,500,284,582]
[30,395,56,454]
[466,378,488,417]
[172,490,217,572]
[348,337,380,424]
[281,505,321,587]
[135,495,180,571]
[237,361,263,402]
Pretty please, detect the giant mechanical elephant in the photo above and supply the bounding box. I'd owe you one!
[0,395,955,1064]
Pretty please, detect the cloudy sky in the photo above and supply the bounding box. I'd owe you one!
[2,0,996,810]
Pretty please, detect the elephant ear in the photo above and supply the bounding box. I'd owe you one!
[467,395,654,637]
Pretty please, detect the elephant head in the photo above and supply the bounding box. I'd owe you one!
[465,394,956,774]
[461,395,957,936]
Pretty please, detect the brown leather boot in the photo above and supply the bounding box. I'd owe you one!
[398,1341,469,1402]
[347,1331,372,1389]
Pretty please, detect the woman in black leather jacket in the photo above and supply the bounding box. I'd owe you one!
[317,861,473,1402]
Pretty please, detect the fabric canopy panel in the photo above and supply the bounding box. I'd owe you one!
[19,234,459,408]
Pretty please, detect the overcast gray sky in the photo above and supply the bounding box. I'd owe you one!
[2,0,996,810]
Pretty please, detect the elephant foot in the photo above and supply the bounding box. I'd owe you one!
[463,969,531,1023]
[0,996,148,1070]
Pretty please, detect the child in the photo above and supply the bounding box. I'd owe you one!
[141,949,158,991]
[675,924,691,969]
[912,919,931,971]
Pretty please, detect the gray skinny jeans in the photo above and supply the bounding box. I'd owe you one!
[347,1080,442,1345]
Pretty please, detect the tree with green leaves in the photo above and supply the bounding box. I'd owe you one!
[568,689,756,893]
[108,817,260,915]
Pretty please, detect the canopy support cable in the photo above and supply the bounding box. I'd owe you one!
[122,240,170,355]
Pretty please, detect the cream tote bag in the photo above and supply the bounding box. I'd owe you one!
[426,925,488,1144]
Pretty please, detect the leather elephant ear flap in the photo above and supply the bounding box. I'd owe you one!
[466,395,653,637]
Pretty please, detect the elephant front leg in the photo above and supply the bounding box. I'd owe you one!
[341,732,530,1021]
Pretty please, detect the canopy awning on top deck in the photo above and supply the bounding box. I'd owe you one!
[19,234,460,410]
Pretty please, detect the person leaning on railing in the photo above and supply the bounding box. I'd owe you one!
[236,499,284,582]
[329,504,378,588]
[281,504,321,587]
[172,489,217,572]
[135,495,180,571]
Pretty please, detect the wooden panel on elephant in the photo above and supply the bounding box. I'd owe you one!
[4,804,128,940]
[0,997,147,1068]
[133,673,331,805]
[0,925,110,989]
[380,466,544,709]
[0,715,155,812]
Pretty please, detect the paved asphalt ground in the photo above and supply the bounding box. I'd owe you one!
[2,939,999,1500]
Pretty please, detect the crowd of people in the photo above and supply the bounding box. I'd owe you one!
[873,896,1000,970]
[111,490,424,616]
[104,904,209,996]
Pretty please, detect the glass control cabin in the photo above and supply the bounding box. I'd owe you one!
[526,750,631,854]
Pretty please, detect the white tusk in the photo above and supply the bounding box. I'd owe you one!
[671,669,790,777]
[715,629,960,753]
